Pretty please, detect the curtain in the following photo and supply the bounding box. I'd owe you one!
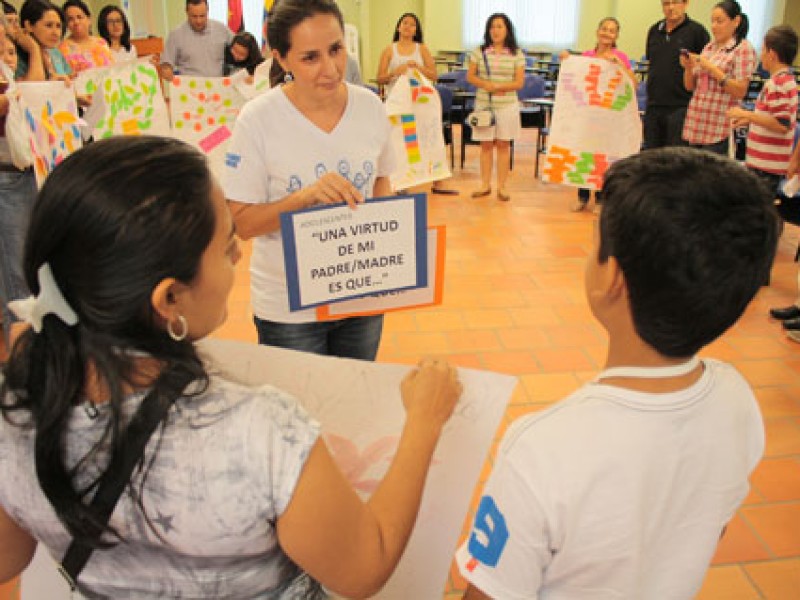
[738,0,775,51]
[462,0,580,50]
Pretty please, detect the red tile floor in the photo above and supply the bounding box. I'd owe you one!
[2,129,799,598]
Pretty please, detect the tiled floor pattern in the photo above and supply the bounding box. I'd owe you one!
[2,130,799,598]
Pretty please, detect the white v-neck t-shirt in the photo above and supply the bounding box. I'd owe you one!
[223,83,395,323]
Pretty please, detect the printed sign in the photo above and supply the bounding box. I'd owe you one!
[281,194,428,311]
[316,225,445,320]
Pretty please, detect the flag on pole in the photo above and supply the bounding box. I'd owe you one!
[228,0,244,33]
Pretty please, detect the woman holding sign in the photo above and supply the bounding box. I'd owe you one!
[224,0,395,360]
[376,13,437,96]
[466,13,524,202]
[560,17,635,213]
[0,136,462,598]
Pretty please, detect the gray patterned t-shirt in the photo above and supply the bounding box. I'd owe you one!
[0,374,321,598]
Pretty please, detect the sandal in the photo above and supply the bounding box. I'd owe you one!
[471,188,491,198]
[497,190,511,202]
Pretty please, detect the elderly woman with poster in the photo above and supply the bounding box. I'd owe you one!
[466,13,524,202]
[680,0,756,155]
[561,17,636,212]
[224,0,395,360]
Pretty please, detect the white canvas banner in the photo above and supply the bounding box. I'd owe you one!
[17,81,82,187]
[91,58,171,140]
[541,56,642,190]
[168,74,248,180]
[201,339,514,599]
[386,70,451,190]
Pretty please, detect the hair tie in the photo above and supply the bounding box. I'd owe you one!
[8,263,79,332]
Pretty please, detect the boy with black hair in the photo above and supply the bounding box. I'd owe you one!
[728,25,798,194]
[457,148,778,599]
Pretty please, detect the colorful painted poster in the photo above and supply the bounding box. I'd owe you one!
[18,81,82,187]
[92,58,171,140]
[385,70,451,190]
[542,56,642,189]
[73,65,108,98]
[168,74,248,179]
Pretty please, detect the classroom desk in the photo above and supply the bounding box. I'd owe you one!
[435,58,462,72]
[525,67,550,76]
[522,97,554,128]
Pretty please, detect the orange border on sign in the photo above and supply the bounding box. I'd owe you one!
[315,225,446,321]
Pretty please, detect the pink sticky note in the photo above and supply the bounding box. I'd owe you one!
[198,125,231,154]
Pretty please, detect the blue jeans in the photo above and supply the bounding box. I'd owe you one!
[0,169,36,342]
[254,315,384,360]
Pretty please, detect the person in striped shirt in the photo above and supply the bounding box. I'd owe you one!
[728,25,798,195]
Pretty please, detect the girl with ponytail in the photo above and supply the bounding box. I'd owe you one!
[680,0,757,155]
[0,136,461,597]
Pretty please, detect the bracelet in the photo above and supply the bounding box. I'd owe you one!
[719,75,729,89]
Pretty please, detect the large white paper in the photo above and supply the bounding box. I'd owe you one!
[168,74,248,180]
[92,58,171,140]
[200,339,515,599]
[386,70,451,190]
[542,56,642,190]
[18,81,82,187]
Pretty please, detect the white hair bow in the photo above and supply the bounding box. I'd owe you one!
[8,263,78,332]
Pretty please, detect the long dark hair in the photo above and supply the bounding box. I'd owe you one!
[20,0,64,37]
[0,136,215,547]
[225,31,264,75]
[267,0,344,87]
[97,5,131,52]
[392,12,423,44]
[715,0,749,47]
[480,13,518,53]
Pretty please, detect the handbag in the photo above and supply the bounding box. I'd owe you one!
[468,109,495,128]
[466,51,496,130]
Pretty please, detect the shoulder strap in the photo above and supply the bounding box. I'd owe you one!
[58,380,186,591]
[482,50,494,107]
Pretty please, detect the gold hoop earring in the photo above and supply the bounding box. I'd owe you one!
[167,315,188,341]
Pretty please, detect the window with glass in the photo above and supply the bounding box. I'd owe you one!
[462,0,580,49]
